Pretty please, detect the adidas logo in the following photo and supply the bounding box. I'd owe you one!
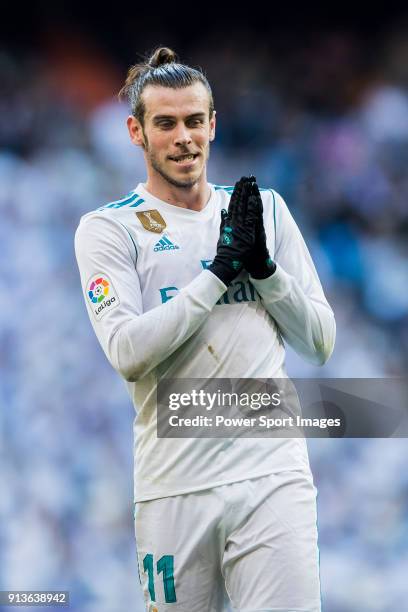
[153,235,180,252]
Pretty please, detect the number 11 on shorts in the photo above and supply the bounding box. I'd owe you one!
[143,553,177,603]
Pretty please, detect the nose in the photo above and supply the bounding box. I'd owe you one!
[173,123,192,146]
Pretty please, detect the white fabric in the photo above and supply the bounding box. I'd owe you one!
[74,183,335,502]
[134,471,321,611]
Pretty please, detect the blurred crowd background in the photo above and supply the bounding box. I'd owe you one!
[1,4,408,611]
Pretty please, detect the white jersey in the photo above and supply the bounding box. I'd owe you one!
[74,182,335,502]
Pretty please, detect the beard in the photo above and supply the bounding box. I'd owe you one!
[142,129,210,189]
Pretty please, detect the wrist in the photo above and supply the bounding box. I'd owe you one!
[247,257,276,279]
[208,259,241,286]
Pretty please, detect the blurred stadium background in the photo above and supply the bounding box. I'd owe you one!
[1,3,408,611]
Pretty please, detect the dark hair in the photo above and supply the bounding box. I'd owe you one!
[118,47,214,125]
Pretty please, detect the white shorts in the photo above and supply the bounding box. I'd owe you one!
[134,470,321,612]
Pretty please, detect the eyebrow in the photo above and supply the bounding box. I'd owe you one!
[152,112,207,123]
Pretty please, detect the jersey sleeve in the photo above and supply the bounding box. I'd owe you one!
[249,190,336,366]
[74,214,227,382]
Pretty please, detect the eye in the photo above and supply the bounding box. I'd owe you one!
[158,121,174,129]
[188,118,204,127]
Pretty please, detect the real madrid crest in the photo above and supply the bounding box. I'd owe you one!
[136,210,167,233]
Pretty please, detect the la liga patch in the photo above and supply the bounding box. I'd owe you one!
[86,273,119,320]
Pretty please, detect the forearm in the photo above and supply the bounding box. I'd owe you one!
[75,214,227,383]
[107,270,226,381]
[250,263,336,365]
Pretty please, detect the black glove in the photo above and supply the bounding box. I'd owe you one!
[244,178,277,279]
[209,177,258,285]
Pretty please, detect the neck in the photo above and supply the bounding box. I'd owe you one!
[144,171,211,212]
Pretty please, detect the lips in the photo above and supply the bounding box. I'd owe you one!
[168,153,199,163]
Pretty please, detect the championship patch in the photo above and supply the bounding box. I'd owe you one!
[86,273,119,321]
[136,210,167,233]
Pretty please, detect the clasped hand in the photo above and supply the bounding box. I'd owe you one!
[209,176,276,285]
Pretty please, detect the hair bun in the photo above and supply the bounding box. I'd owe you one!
[148,47,177,68]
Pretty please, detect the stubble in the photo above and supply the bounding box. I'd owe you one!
[142,128,210,189]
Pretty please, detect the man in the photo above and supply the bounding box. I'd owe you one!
[75,46,335,612]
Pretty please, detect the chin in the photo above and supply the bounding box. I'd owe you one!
[175,177,200,188]
[161,173,198,189]
[169,169,203,187]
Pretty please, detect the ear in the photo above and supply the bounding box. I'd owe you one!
[127,115,146,147]
[209,110,216,142]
